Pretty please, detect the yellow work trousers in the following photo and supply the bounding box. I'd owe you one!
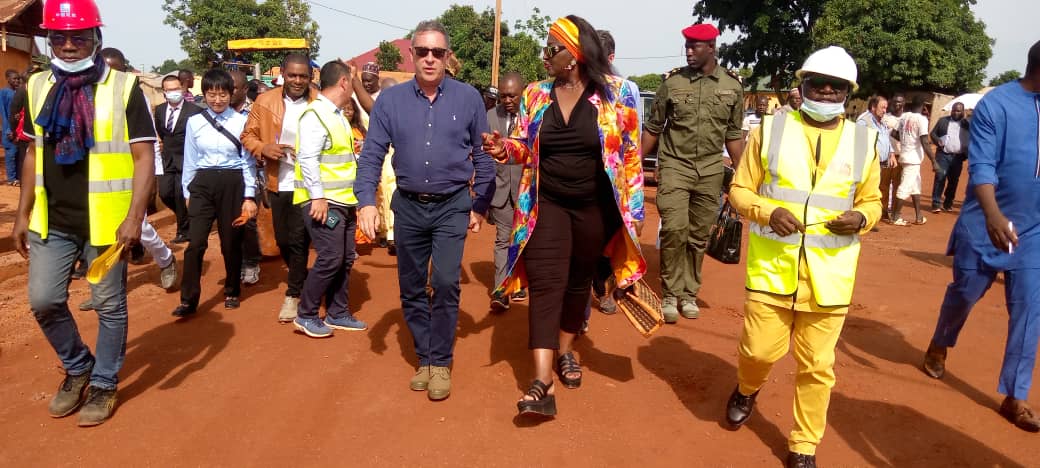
[376,153,396,241]
[737,299,847,456]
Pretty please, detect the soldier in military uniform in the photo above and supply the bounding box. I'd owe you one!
[642,23,745,323]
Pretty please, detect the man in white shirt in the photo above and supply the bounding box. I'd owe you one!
[241,53,319,323]
[742,95,770,140]
[891,96,936,225]
[928,102,970,213]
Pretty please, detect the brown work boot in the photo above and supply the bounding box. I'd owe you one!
[409,365,430,391]
[48,370,91,417]
[77,386,117,427]
[427,366,451,401]
[922,342,947,379]
[999,397,1040,433]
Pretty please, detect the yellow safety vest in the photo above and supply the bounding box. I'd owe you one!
[27,69,136,247]
[292,99,357,206]
[745,112,876,307]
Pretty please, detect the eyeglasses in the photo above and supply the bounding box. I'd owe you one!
[542,45,566,59]
[47,32,93,48]
[413,47,448,60]
[803,76,850,92]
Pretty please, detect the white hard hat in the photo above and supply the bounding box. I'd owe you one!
[796,46,858,92]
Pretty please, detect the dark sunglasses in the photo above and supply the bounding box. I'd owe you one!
[413,47,448,59]
[804,76,850,92]
[47,32,93,48]
[542,45,566,59]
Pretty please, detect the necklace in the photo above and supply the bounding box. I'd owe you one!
[556,79,584,90]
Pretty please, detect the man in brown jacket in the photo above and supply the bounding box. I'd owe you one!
[241,53,319,323]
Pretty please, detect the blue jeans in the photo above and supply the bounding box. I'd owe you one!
[931,263,1040,400]
[392,189,470,367]
[4,140,17,181]
[28,230,128,390]
[931,151,965,210]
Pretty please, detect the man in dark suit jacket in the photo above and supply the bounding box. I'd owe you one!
[487,73,526,312]
[155,75,203,242]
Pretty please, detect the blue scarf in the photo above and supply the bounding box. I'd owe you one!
[35,55,105,165]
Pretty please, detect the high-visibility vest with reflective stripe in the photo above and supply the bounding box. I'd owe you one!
[292,100,357,206]
[745,112,876,306]
[27,69,136,247]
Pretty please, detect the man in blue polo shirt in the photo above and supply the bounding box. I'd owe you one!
[356,19,495,401]
[922,40,1040,433]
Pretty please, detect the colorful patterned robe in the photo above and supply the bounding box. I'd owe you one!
[493,75,646,296]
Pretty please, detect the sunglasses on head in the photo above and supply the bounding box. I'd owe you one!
[47,32,93,48]
[804,76,850,92]
[542,45,566,59]
[413,47,448,59]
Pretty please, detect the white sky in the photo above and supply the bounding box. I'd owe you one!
[89,0,1036,81]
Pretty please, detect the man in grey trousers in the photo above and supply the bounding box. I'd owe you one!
[487,72,526,312]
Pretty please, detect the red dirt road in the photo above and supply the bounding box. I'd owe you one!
[0,182,1036,467]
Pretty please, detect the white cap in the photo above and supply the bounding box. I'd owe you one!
[795,46,858,92]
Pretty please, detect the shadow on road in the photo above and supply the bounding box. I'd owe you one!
[901,249,954,269]
[367,308,418,368]
[828,393,1025,467]
[119,310,235,401]
[637,335,788,463]
[838,315,996,411]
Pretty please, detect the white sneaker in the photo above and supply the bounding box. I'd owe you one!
[159,260,178,290]
[242,264,260,285]
[278,296,299,323]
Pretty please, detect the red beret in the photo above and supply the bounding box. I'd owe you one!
[682,23,720,42]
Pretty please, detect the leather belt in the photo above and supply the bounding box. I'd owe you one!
[399,187,464,204]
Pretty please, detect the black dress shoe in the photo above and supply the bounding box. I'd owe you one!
[173,234,190,244]
[224,296,240,309]
[387,241,396,256]
[726,386,759,427]
[786,452,816,468]
[171,303,196,317]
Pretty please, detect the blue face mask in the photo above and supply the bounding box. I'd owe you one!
[799,96,846,122]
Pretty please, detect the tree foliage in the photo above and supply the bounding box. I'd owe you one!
[430,5,547,87]
[693,0,827,96]
[375,41,403,72]
[162,0,320,72]
[989,69,1021,86]
[694,0,993,97]
[151,58,196,75]
[813,0,991,95]
[512,7,552,41]
[628,73,663,93]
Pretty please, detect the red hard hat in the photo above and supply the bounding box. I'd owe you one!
[40,0,103,31]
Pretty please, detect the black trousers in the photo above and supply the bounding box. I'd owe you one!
[523,195,620,349]
[181,169,245,307]
[299,204,356,320]
[269,190,310,297]
[158,172,190,237]
[240,217,262,267]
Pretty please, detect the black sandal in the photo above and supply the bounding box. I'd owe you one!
[517,379,556,416]
[556,352,582,389]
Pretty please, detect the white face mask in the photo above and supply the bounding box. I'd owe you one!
[52,55,96,74]
[800,96,846,122]
[165,90,184,105]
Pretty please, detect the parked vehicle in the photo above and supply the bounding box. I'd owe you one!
[640,91,658,186]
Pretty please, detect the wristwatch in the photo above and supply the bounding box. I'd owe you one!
[858,212,867,230]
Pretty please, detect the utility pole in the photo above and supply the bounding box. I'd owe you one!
[491,0,502,87]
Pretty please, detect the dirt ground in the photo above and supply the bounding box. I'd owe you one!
[0,176,1036,467]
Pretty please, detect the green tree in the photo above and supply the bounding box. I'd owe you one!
[375,41,403,72]
[989,69,1021,86]
[162,0,320,72]
[628,73,663,92]
[693,0,828,97]
[512,7,551,41]
[151,58,195,75]
[430,5,547,87]
[813,0,992,95]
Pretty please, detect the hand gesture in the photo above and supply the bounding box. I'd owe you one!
[261,143,293,161]
[481,131,505,160]
[768,207,805,237]
[825,210,865,235]
[985,212,1018,253]
[309,198,329,224]
[358,205,381,241]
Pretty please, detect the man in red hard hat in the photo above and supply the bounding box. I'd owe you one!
[11,0,157,426]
